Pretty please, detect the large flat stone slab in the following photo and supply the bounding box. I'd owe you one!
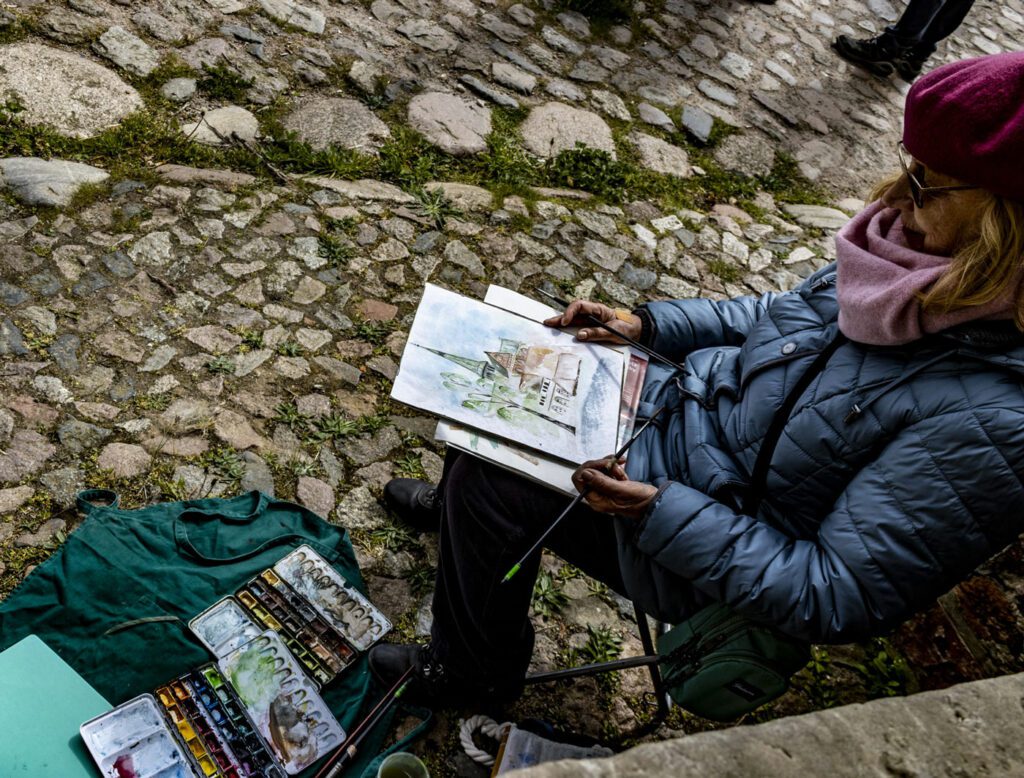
[408,92,491,156]
[0,158,109,207]
[258,0,326,34]
[520,102,616,159]
[182,106,260,146]
[92,25,160,77]
[510,672,1024,777]
[283,98,390,153]
[0,42,144,138]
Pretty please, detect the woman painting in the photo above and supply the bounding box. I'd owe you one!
[370,52,1024,706]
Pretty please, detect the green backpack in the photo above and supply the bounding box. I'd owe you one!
[656,603,810,722]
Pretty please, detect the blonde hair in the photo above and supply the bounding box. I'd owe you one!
[870,173,1024,330]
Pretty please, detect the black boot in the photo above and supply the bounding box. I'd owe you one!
[833,32,901,77]
[382,478,442,531]
[368,643,523,708]
[832,32,932,81]
[893,42,934,82]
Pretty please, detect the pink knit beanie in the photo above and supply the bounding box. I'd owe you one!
[903,51,1024,202]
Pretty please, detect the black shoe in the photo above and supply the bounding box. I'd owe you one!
[368,643,522,708]
[832,33,932,81]
[382,478,442,531]
[893,43,933,82]
[833,32,902,77]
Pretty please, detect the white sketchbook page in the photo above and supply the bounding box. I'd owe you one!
[435,423,577,496]
[392,284,624,464]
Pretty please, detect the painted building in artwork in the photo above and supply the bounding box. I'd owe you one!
[417,339,581,419]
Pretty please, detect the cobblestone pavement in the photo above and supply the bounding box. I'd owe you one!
[1,0,1022,773]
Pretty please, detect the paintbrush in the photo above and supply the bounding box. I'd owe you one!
[536,288,687,374]
[501,406,664,583]
[315,665,416,778]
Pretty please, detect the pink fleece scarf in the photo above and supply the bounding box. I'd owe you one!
[835,201,1017,345]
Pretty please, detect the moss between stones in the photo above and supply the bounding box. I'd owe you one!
[1,66,828,219]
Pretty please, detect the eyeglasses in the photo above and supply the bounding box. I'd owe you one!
[897,142,979,208]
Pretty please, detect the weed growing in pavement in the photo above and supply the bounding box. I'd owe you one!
[368,522,418,552]
[835,639,913,699]
[198,62,254,103]
[546,144,627,200]
[393,452,427,480]
[414,187,462,230]
[404,564,436,597]
[576,624,623,664]
[794,646,839,709]
[707,259,742,284]
[275,340,304,357]
[238,329,264,350]
[205,355,236,374]
[200,447,246,485]
[532,570,569,618]
[309,413,361,441]
[354,319,396,346]
[318,233,355,266]
[134,393,171,412]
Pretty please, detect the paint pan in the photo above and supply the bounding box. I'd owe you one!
[218,630,345,775]
[274,545,392,651]
[234,571,356,685]
[190,598,264,659]
[81,694,199,778]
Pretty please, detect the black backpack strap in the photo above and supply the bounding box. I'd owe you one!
[741,333,847,516]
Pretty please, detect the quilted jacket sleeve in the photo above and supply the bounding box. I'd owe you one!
[638,292,779,360]
[633,408,1024,643]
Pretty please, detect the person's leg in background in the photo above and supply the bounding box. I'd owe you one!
[832,0,976,81]
[370,453,627,704]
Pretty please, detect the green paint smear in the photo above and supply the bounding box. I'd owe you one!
[229,647,280,710]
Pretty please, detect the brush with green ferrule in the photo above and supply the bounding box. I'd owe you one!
[501,406,664,584]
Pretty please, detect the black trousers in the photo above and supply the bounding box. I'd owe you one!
[889,0,976,46]
[429,452,627,685]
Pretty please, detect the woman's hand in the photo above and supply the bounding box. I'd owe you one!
[572,457,659,520]
[543,300,642,344]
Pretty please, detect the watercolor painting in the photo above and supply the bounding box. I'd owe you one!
[392,285,624,464]
[275,545,391,652]
[219,631,344,775]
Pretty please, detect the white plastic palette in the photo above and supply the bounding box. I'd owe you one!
[218,630,345,774]
[274,545,391,652]
[80,694,197,778]
[189,596,264,659]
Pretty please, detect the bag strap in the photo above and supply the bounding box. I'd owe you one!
[172,495,342,565]
[77,488,119,515]
[741,333,847,517]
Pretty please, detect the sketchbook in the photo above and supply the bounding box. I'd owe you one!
[435,287,648,494]
[392,284,628,465]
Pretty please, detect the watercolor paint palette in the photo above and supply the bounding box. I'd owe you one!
[80,694,200,778]
[218,630,346,774]
[274,545,391,652]
[233,569,357,685]
[190,598,264,659]
[82,650,338,778]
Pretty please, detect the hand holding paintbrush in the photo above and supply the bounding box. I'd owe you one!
[538,290,687,374]
[502,407,663,583]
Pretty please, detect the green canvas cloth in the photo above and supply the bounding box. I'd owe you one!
[0,489,421,777]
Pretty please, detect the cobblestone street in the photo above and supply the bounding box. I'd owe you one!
[1,0,1022,772]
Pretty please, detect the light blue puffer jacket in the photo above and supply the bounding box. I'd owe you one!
[619,264,1024,643]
